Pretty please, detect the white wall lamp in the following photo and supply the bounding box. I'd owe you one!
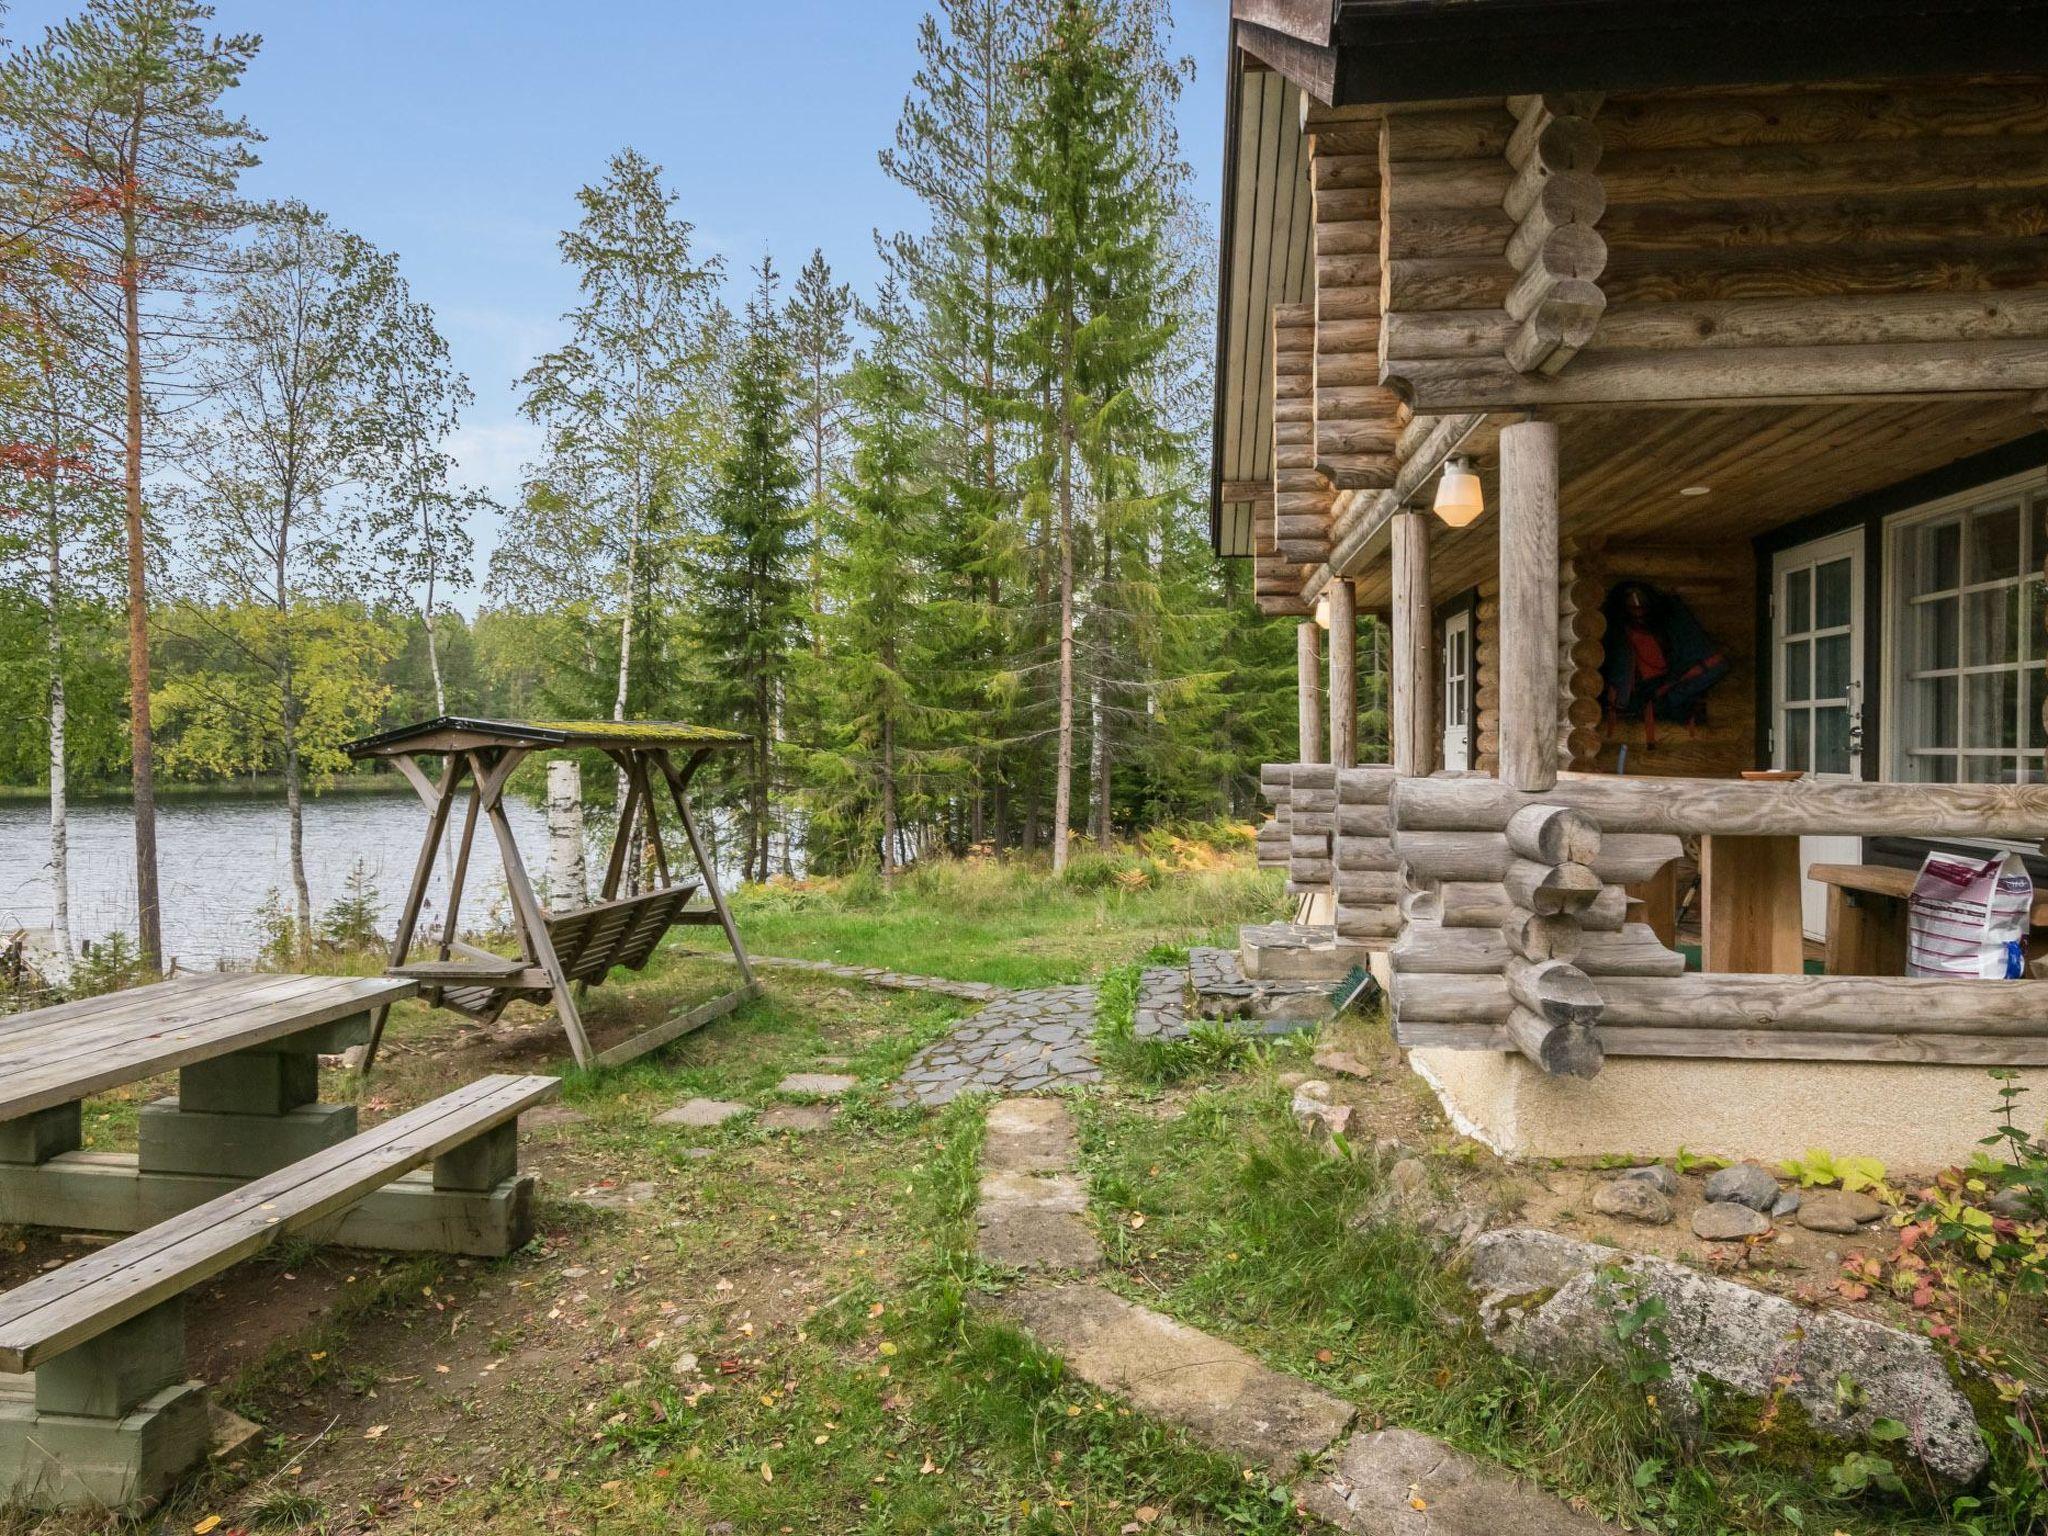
[1433,455,1485,528]
[1313,592,1331,629]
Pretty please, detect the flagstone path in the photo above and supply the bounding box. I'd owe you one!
[890,985,1103,1104]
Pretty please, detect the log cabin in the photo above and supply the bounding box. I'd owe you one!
[1214,0,2048,1166]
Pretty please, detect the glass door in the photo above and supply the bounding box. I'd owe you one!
[1773,530,1864,939]
[1441,608,1472,771]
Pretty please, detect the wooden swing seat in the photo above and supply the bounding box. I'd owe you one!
[346,718,758,1071]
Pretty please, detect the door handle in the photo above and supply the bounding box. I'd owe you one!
[1846,681,1864,758]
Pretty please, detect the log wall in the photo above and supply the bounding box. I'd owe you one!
[1255,761,1403,942]
[1386,768,2048,1075]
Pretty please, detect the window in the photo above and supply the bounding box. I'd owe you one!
[1888,478,2048,785]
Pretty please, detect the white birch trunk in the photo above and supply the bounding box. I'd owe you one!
[546,757,587,910]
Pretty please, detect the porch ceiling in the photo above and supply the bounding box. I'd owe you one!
[1351,397,2046,608]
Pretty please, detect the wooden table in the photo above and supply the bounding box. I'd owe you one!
[1810,862,2048,977]
[0,972,434,1238]
[1699,834,1806,974]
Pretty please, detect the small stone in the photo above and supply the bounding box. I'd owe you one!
[1989,1185,2039,1221]
[1771,1188,1802,1219]
[1593,1179,1673,1225]
[653,1098,751,1129]
[1797,1190,1885,1234]
[1691,1201,1770,1241]
[775,1072,859,1098]
[1388,1157,1429,1200]
[758,1104,837,1133]
[1619,1164,1677,1196]
[1703,1162,1782,1211]
[1312,1046,1374,1081]
[671,1350,700,1379]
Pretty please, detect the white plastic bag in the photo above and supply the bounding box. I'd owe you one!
[1906,850,2033,980]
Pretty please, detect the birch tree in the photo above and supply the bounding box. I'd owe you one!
[0,0,260,971]
[497,148,719,733]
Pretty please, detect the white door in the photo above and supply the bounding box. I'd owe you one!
[1773,531,1865,940]
[1441,608,1473,771]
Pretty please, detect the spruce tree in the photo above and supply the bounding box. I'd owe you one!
[997,0,1179,870]
[784,247,851,630]
[808,279,947,876]
[693,257,806,882]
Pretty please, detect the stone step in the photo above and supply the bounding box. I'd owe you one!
[976,1099,1100,1272]
[994,1281,1355,1473]
[1299,1427,1619,1535]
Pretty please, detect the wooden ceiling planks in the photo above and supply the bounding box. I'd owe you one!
[1348,397,2042,606]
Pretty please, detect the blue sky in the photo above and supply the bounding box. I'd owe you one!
[8,0,1230,604]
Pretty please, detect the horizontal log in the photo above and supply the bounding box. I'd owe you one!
[1391,970,1509,1024]
[1383,157,1513,214]
[1506,173,1608,272]
[1336,871,1402,903]
[1505,227,1608,322]
[1597,974,2048,1036]
[1507,858,1603,915]
[1319,455,1400,491]
[1507,1004,1604,1078]
[1335,834,1395,868]
[1507,94,1603,167]
[1395,340,2048,411]
[1505,804,1601,864]
[1394,827,1678,885]
[1337,802,1392,836]
[1385,259,1518,316]
[1599,240,2048,307]
[1394,1021,2048,1066]
[1504,908,1582,964]
[1504,116,1603,223]
[1587,290,2048,352]
[1393,921,1511,975]
[1575,924,1688,978]
[1598,135,2048,205]
[1397,772,2048,840]
[1508,281,1607,374]
[1338,766,1397,804]
[1596,191,2048,259]
[1597,85,2048,153]
[1383,106,1515,163]
[1439,880,1623,931]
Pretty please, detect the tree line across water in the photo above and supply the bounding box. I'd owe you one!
[2,0,1371,971]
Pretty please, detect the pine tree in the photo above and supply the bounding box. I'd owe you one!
[0,0,261,971]
[997,0,1180,870]
[807,279,948,877]
[693,257,807,882]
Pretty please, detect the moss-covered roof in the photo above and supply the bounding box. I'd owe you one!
[345,716,748,758]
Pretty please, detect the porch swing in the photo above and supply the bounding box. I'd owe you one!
[344,718,760,1072]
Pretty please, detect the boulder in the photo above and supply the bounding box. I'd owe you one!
[1691,1201,1770,1241]
[1703,1162,1782,1211]
[1797,1190,1886,1234]
[1620,1164,1677,1196]
[1291,1081,1353,1148]
[1592,1179,1673,1226]
[1463,1229,1987,1483]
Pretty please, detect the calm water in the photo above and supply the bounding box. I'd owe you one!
[0,790,552,968]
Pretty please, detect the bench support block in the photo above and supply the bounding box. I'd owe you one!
[0,1156,537,1257]
[0,1104,81,1166]
[0,1300,208,1510]
[138,1099,357,1179]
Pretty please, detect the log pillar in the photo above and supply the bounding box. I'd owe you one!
[1327,578,1359,769]
[1297,621,1325,764]
[1391,511,1436,777]
[1498,421,1561,793]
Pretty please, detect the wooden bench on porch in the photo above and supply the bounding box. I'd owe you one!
[0,1073,558,1509]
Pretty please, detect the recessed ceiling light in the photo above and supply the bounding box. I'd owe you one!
[1678,485,1711,496]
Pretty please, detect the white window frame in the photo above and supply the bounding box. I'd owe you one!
[1771,529,1864,780]
[1880,468,2048,792]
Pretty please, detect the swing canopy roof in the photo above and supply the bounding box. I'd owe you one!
[345,716,749,759]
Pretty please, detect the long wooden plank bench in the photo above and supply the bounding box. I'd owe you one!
[0,1073,558,1510]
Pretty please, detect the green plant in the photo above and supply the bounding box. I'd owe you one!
[316,859,384,953]
[1779,1147,1888,1195]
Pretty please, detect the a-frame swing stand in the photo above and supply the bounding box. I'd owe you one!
[345,718,760,1072]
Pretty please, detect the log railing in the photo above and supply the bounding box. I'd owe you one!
[1256,762,1402,942]
[1389,770,2048,1075]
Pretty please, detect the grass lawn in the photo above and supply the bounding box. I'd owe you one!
[2,843,2033,1534]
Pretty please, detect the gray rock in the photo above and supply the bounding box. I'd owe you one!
[1312,1045,1375,1081]
[775,1072,860,1098]
[1691,1201,1771,1241]
[1388,1157,1430,1200]
[976,1171,1101,1272]
[1465,1228,1987,1482]
[1592,1179,1673,1225]
[758,1104,836,1133]
[1703,1162,1782,1211]
[1990,1185,2041,1220]
[1771,1188,1802,1219]
[1619,1164,1678,1196]
[1797,1190,1885,1234]
[1292,1081,1353,1147]
[993,1281,1353,1472]
[653,1097,751,1129]
[1300,1427,1619,1535]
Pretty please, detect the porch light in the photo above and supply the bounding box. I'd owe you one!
[1433,456,1484,528]
[1314,593,1331,629]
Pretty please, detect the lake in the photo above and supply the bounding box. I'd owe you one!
[0,790,555,968]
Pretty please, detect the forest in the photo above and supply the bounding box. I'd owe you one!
[0,0,1334,973]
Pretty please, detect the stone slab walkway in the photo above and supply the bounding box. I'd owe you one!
[1133,966,1189,1040]
[1300,1427,1618,1535]
[892,986,1101,1104]
[976,1099,1102,1273]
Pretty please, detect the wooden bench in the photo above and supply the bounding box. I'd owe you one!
[1811,862,2048,975]
[0,1073,557,1510]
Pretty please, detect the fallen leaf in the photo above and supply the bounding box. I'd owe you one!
[920,1455,937,1474]
[1128,1213,1147,1230]
[1315,1348,1334,1364]
[1136,1507,1159,1524]
[878,1341,897,1356]
[193,1518,223,1535]
[364,1425,389,1441]
[761,1461,773,1483]
[868,1302,885,1317]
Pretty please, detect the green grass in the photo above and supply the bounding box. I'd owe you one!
[730,846,1277,987]
[1076,1074,2023,1536]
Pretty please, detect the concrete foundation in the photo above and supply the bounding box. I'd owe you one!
[1238,922,1374,981]
[1410,1048,2048,1170]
